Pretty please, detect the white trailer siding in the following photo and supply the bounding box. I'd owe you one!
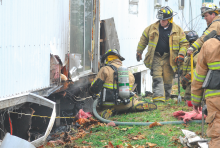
[100,0,219,93]
[0,0,69,99]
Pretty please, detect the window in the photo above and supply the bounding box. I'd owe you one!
[202,0,213,3]
[129,0,139,14]
[70,0,93,77]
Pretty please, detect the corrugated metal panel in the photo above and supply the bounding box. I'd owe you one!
[0,0,69,99]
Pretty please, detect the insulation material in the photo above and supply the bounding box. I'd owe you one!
[173,110,207,123]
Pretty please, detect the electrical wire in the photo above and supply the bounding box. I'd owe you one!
[182,11,190,30]
[184,14,201,31]
[193,17,202,31]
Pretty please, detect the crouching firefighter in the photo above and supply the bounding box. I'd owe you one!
[89,49,157,119]
[181,30,199,100]
[191,34,220,147]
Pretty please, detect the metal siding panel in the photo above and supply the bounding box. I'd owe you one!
[0,0,69,99]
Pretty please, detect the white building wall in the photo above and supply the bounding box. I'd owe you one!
[0,0,69,99]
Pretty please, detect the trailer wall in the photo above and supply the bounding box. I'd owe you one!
[0,0,69,99]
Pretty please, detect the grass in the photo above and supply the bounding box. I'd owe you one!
[45,84,208,148]
[59,98,208,148]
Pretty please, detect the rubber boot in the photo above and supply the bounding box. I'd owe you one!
[152,96,166,102]
[101,108,116,119]
[132,101,157,111]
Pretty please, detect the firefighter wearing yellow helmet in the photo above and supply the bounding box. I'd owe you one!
[136,6,188,102]
[89,49,157,119]
[187,3,220,55]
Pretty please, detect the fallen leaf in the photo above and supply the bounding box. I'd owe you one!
[116,145,124,148]
[107,141,114,148]
[151,135,154,139]
[114,127,119,130]
[169,129,172,132]
[146,142,157,148]
[149,122,162,128]
[47,140,64,146]
[121,128,128,131]
[182,124,188,127]
[100,123,106,127]
[127,144,133,148]
[87,142,93,145]
[101,140,106,142]
[76,118,90,125]
[46,142,55,147]
[171,136,178,141]
[82,141,87,144]
[161,133,165,135]
[137,135,145,139]
[37,146,45,148]
[107,122,116,127]
[132,137,138,140]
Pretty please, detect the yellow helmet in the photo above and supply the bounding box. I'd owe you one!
[201,3,219,17]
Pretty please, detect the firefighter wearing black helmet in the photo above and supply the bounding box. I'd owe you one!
[181,31,199,101]
[89,49,157,119]
[136,6,188,102]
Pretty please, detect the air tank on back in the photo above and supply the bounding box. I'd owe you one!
[118,66,130,99]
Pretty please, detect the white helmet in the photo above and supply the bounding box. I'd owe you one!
[201,3,219,17]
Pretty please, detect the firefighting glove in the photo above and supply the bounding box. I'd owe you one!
[187,46,195,55]
[202,104,207,116]
[89,78,104,94]
[181,73,191,86]
[175,55,184,63]
[136,52,142,62]
[181,80,187,90]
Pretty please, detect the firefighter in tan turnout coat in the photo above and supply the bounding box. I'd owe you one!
[191,37,220,148]
[90,49,157,119]
[136,6,188,102]
[187,3,220,55]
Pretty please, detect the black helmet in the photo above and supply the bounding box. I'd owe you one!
[185,30,199,43]
[156,6,177,20]
[101,49,125,63]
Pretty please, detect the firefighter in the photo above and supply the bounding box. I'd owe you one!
[181,31,199,101]
[136,6,188,102]
[187,2,220,55]
[191,36,220,148]
[90,49,157,119]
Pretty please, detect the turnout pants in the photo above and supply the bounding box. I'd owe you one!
[206,97,220,148]
[152,52,174,102]
[101,98,139,112]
